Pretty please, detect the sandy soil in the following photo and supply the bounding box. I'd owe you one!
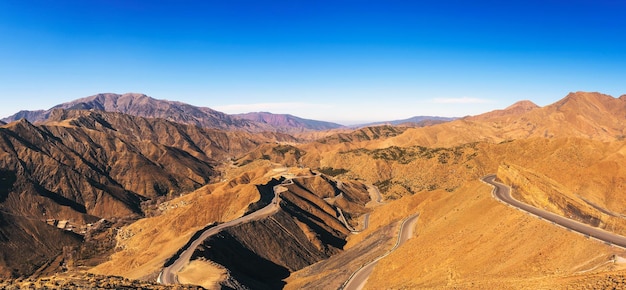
[364,181,626,289]
[178,260,227,290]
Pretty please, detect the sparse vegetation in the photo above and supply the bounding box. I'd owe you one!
[317,125,407,144]
[343,143,479,165]
[317,167,349,176]
[0,272,205,289]
[272,144,304,159]
[374,179,414,198]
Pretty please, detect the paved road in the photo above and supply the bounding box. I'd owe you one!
[483,174,626,249]
[367,184,384,205]
[345,184,383,233]
[158,182,283,284]
[341,213,420,290]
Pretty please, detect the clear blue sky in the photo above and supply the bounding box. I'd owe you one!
[1,0,625,124]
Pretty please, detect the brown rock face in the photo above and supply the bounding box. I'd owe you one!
[469,99,540,120]
[5,89,626,288]
[233,112,344,133]
[189,174,370,289]
[3,93,270,132]
[0,109,293,278]
[465,91,626,142]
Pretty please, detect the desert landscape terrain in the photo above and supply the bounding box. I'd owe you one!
[1,92,626,289]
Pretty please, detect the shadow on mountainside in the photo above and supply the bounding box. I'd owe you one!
[0,170,16,203]
[192,232,289,290]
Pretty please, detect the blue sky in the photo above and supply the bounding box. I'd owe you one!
[1,0,625,124]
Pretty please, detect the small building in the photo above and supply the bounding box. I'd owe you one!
[57,220,68,229]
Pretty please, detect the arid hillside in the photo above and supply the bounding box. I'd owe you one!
[286,137,626,289]
[2,93,270,132]
[0,109,293,278]
[233,111,344,133]
[494,138,626,235]
[365,91,626,148]
[91,160,371,289]
[3,91,626,289]
[362,181,626,289]
[90,161,282,281]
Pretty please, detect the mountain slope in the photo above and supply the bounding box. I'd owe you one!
[468,99,540,120]
[468,91,626,140]
[374,92,626,148]
[233,112,343,133]
[4,90,626,288]
[90,163,370,288]
[2,93,271,132]
[357,115,456,127]
[0,109,296,278]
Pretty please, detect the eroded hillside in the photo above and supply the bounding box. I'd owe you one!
[181,168,371,289]
[3,91,626,289]
[0,109,293,278]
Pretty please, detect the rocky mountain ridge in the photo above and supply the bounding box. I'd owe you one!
[356,115,456,128]
[3,93,270,132]
[3,91,626,289]
[3,93,457,134]
[0,108,294,278]
[233,111,344,133]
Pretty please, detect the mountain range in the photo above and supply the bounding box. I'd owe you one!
[1,93,452,134]
[2,91,626,289]
[3,93,268,132]
[355,115,456,128]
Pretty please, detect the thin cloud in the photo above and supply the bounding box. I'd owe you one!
[213,102,332,113]
[432,97,490,104]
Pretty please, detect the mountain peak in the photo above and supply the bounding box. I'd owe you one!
[504,100,540,112]
[557,91,615,105]
[469,99,539,121]
[2,93,268,132]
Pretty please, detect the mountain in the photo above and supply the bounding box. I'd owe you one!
[2,93,271,132]
[315,125,409,145]
[468,91,626,141]
[0,109,295,278]
[283,92,626,289]
[3,93,348,134]
[5,90,626,288]
[356,115,456,128]
[370,92,626,149]
[233,112,344,133]
[468,99,540,120]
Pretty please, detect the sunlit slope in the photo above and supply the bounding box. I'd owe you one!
[90,161,280,279]
[375,92,626,148]
[364,181,624,289]
[279,91,626,288]
[495,138,626,236]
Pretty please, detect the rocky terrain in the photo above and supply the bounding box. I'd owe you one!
[2,91,626,289]
[356,115,456,128]
[233,112,344,133]
[178,171,370,289]
[2,93,268,132]
[0,272,205,289]
[0,108,292,278]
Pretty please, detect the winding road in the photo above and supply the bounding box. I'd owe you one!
[341,213,420,290]
[482,174,626,249]
[347,184,384,233]
[158,181,283,284]
[158,173,387,286]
